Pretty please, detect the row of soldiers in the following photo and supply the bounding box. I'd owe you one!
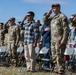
[0,17,24,67]
[0,13,76,67]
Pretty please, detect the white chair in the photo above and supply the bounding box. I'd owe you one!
[36,47,52,71]
[0,46,8,52]
[39,47,49,54]
[74,48,76,55]
[64,48,74,55]
[17,46,24,53]
[35,47,40,54]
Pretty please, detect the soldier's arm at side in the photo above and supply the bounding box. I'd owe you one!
[16,26,20,46]
[61,15,70,45]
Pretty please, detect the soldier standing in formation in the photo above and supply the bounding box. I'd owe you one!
[35,19,42,49]
[7,18,20,67]
[0,23,5,46]
[45,3,69,74]
[17,21,24,47]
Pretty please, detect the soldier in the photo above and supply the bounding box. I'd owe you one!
[7,17,20,67]
[4,20,13,46]
[35,20,42,49]
[17,21,24,47]
[46,3,69,74]
[17,21,25,66]
[0,22,5,46]
[4,33,8,46]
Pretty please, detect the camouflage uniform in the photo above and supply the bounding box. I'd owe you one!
[7,21,20,66]
[4,33,8,45]
[43,12,52,25]
[18,28,24,46]
[37,25,42,49]
[0,23,5,46]
[51,12,69,72]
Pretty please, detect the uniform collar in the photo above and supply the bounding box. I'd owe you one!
[53,12,61,19]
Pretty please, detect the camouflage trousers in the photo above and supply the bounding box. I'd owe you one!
[51,41,66,73]
[7,42,18,66]
[0,40,4,46]
[37,42,42,50]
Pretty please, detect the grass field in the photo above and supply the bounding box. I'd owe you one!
[0,66,54,75]
[0,66,76,75]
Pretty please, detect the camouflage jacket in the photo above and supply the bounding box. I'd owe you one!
[51,12,70,42]
[0,29,5,40]
[8,25,20,43]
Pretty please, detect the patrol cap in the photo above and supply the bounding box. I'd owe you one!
[52,3,60,8]
[9,17,15,21]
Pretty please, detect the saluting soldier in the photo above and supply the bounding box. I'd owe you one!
[35,20,42,49]
[7,17,20,67]
[46,3,69,74]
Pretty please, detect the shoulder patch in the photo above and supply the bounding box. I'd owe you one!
[62,17,68,22]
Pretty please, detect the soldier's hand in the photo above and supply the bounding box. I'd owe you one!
[49,9,52,14]
[47,9,52,17]
[60,40,67,45]
[45,28,50,31]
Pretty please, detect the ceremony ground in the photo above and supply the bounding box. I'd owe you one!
[0,66,76,75]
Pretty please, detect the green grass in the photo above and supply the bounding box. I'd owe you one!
[0,66,53,75]
[0,66,76,75]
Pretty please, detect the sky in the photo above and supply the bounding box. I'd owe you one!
[0,0,76,24]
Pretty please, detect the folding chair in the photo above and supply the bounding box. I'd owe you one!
[64,47,76,71]
[0,46,8,63]
[35,47,52,71]
[35,46,40,56]
[17,46,24,54]
[17,46,26,67]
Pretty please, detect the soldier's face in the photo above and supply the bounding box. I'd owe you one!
[52,6,60,14]
[9,20,15,26]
